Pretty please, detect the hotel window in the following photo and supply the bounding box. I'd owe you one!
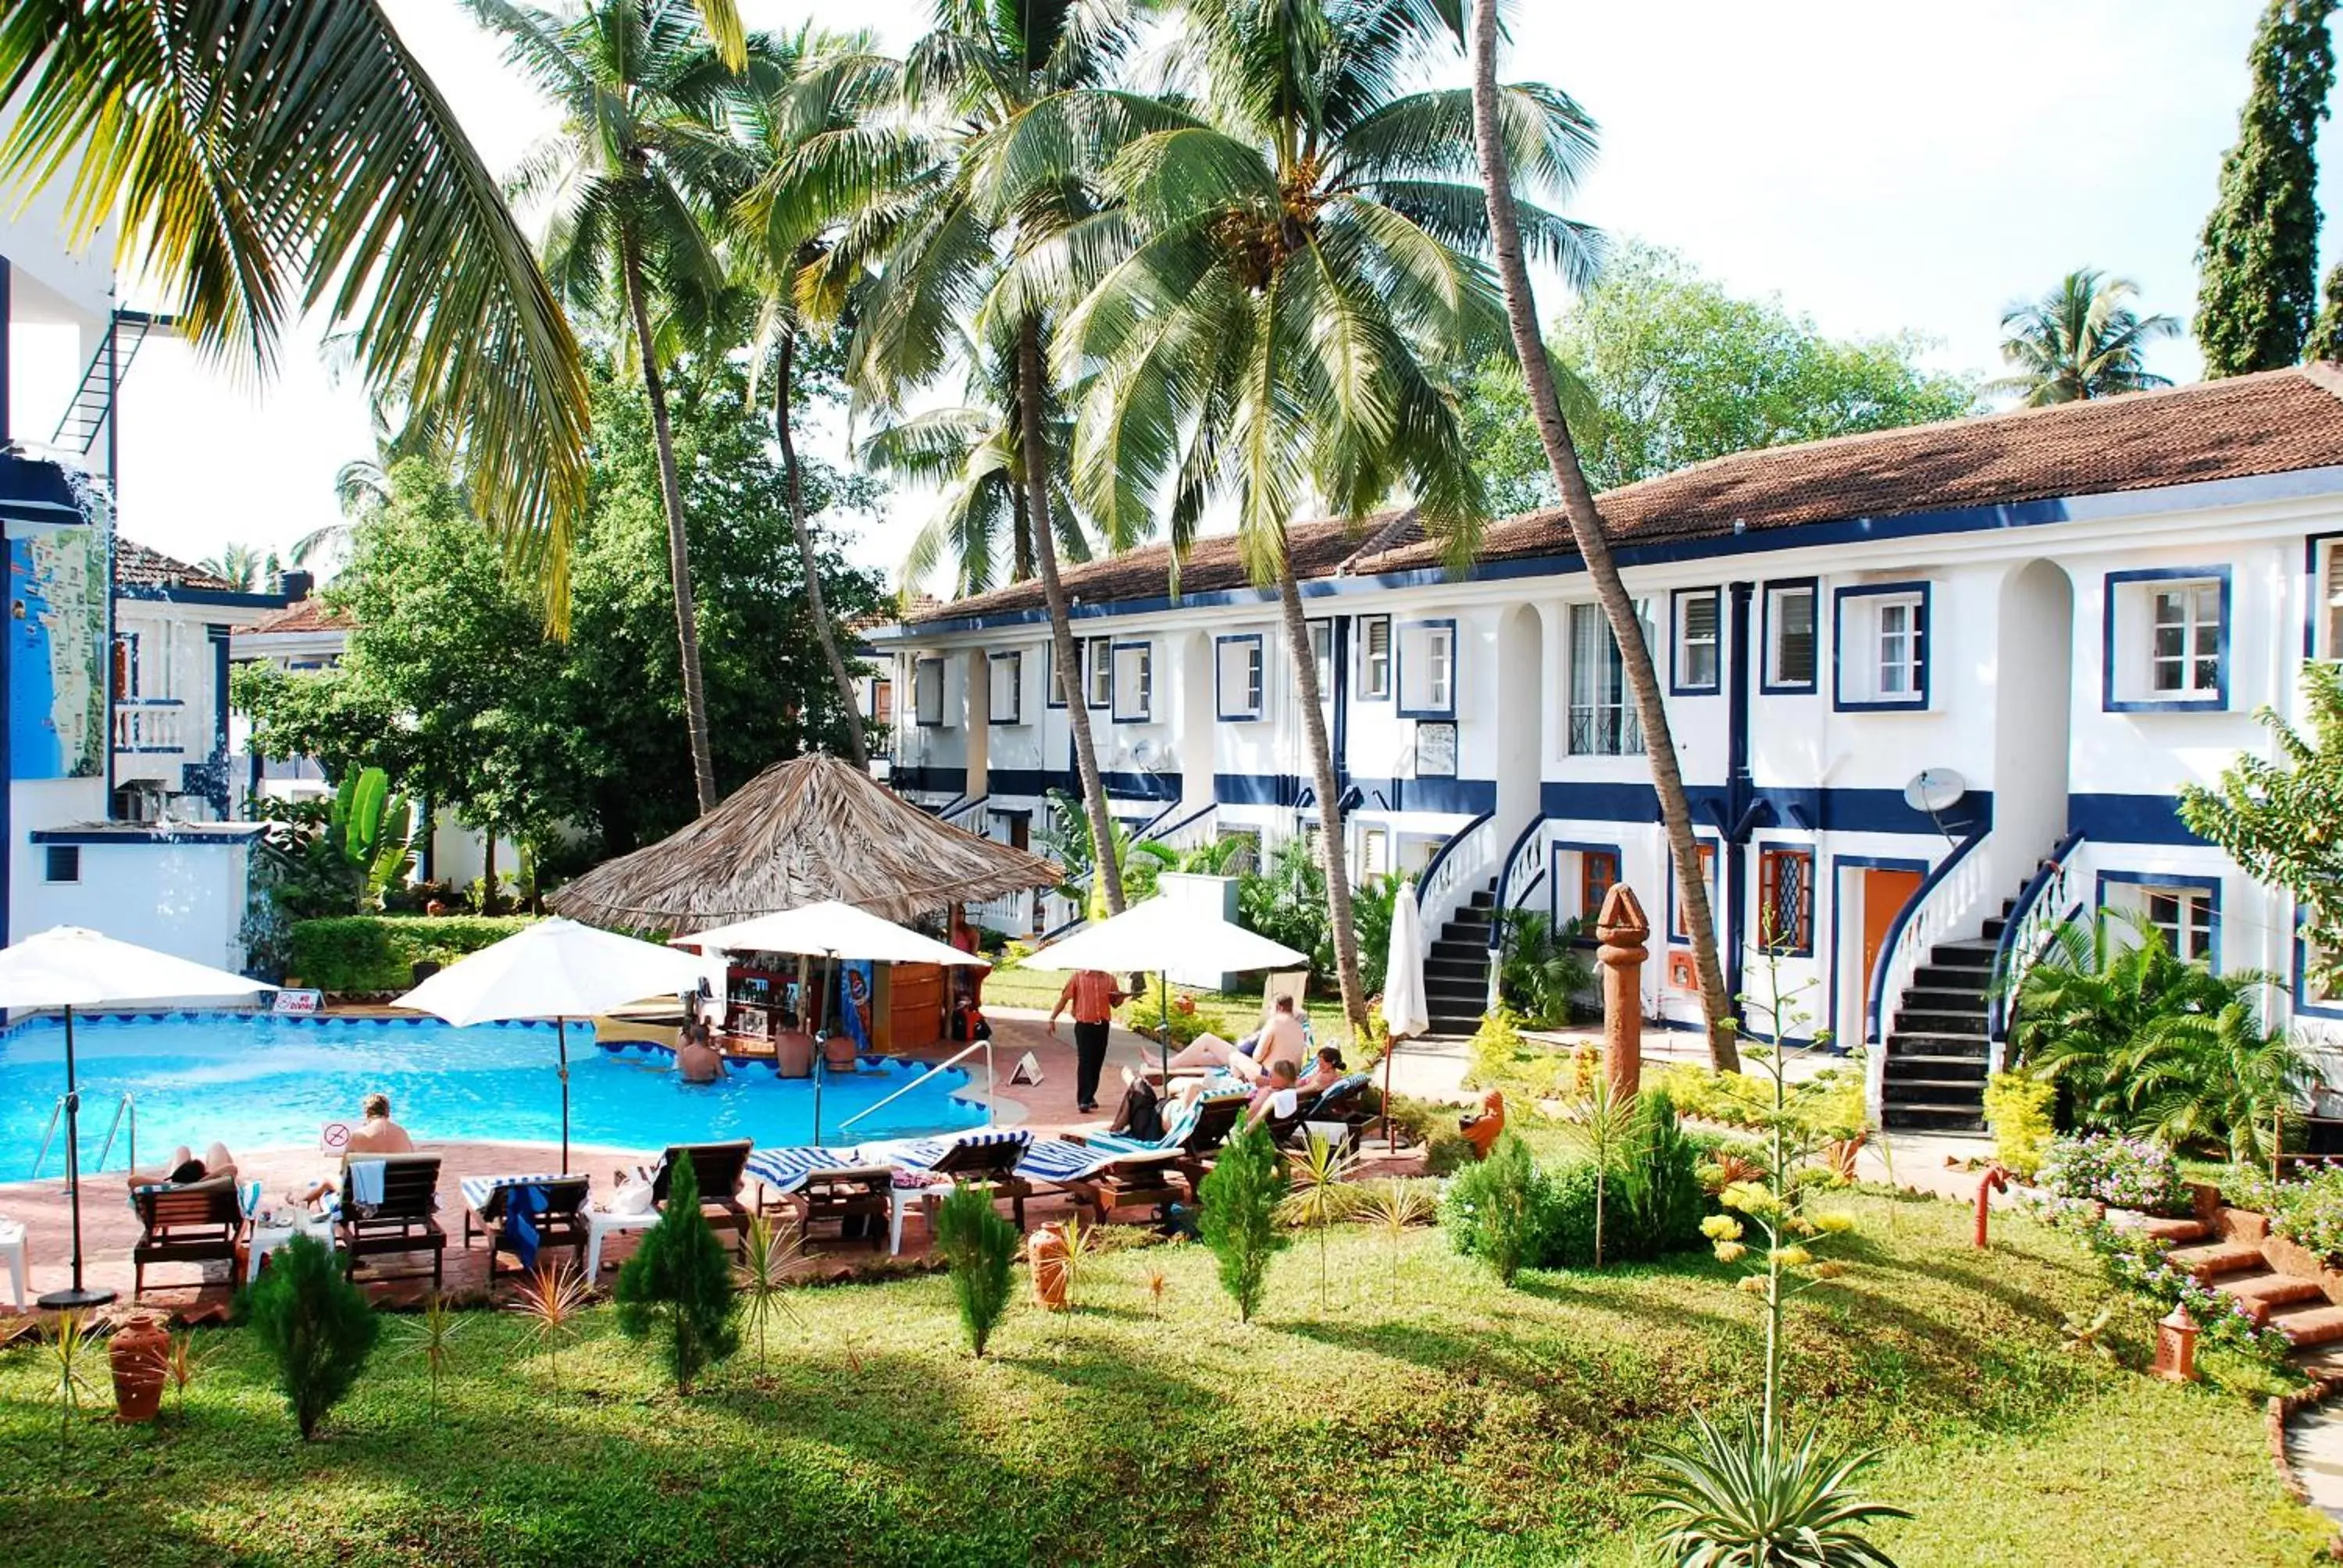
[1112,642,1154,722]
[1763,581,1818,691]
[1568,601,1646,756]
[2105,569,2227,710]
[1834,585,1929,709]
[1303,619,1335,705]
[1670,842,1717,943]
[1086,635,1113,707]
[913,657,945,726]
[43,846,79,884]
[1398,621,1456,715]
[1756,846,1815,954]
[1047,641,1074,707]
[1554,846,1620,929]
[987,651,1023,725]
[2320,540,2343,661]
[1362,827,1390,878]
[872,679,894,728]
[1217,636,1265,720]
[1672,590,1720,693]
[1358,616,1393,699]
[2141,884,2216,964]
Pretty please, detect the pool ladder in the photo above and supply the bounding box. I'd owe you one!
[28,1092,135,1185]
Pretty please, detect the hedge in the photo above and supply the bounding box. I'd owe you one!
[288,915,538,995]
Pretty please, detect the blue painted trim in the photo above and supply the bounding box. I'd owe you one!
[1988,829,2086,1041]
[2293,907,2343,1020]
[1331,614,1351,789]
[1396,617,1458,720]
[1752,838,1818,957]
[1669,586,1721,696]
[1215,633,1265,721]
[985,649,1024,725]
[31,825,264,845]
[1864,830,1985,1042]
[1414,808,1495,911]
[1109,639,1154,724]
[2,507,10,946]
[1831,580,1931,712]
[2102,565,2231,713]
[2067,792,2201,846]
[1547,839,1621,929]
[2096,868,2224,971]
[1824,853,1930,1055]
[116,584,289,609]
[1354,613,1393,701]
[912,657,945,727]
[1758,577,1820,695]
[890,764,968,795]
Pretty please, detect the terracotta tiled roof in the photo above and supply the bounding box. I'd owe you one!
[904,511,1420,628]
[236,597,351,636]
[1352,365,2343,574]
[905,368,2343,623]
[115,540,237,593]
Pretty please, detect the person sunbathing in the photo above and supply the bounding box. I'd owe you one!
[1164,996,1309,1083]
[125,1141,237,1192]
[292,1093,415,1206]
[1244,1060,1303,1128]
[1295,1046,1347,1098]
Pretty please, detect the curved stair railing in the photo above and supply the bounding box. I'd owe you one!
[1987,829,2087,1072]
[1415,810,1497,930]
[1484,815,1551,1008]
[1863,830,1991,1120]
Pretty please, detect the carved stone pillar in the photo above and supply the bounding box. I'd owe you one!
[1595,884,1649,1103]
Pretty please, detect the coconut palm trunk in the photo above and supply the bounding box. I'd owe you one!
[620,230,719,816]
[773,327,868,768]
[1468,0,1736,1070]
[1018,316,1125,914]
[1278,565,1368,1032]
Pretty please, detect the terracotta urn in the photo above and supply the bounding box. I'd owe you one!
[1029,1225,1073,1311]
[109,1313,169,1424]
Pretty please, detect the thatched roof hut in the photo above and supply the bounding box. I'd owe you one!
[548,755,1061,934]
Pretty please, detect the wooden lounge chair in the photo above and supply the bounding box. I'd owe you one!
[1056,1092,1249,1221]
[459,1173,591,1280]
[651,1140,754,1256]
[882,1130,1035,1230]
[337,1153,446,1288]
[1264,1073,1375,1150]
[1021,1141,1189,1224]
[131,1174,243,1296]
[797,1165,897,1249]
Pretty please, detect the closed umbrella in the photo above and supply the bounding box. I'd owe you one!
[1381,885,1432,1148]
[395,918,708,1172]
[1021,896,1309,1082]
[0,927,275,1308]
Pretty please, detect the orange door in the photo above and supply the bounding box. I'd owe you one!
[1860,868,1924,989]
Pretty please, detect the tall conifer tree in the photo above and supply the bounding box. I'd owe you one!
[2197,0,2339,376]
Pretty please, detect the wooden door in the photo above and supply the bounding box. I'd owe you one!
[1859,868,1924,990]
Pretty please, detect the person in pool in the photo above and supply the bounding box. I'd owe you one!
[676,1020,727,1084]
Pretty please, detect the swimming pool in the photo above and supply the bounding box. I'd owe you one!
[0,1013,988,1179]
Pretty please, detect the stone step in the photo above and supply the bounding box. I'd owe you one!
[2285,1344,2343,1381]
[2136,1215,2210,1244]
[1439,921,1489,946]
[1882,1051,1989,1077]
[2213,1270,2326,1324]
[1899,988,1989,1014]
[1926,939,1999,970]
[1913,964,1992,990]
[1887,1033,1989,1059]
[2270,1303,2343,1349]
[1881,1074,1989,1096]
[1881,1105,1985,1133]
[1979,917,2006,942]
[1895,1009,1992,1037]
[1427,940,1487,964]
[1427,976,1486,1000]
[1425,953,1485,976]
[2166,1239,2266,1283]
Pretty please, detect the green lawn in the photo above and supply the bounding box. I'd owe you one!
[0,1193,2330,1566]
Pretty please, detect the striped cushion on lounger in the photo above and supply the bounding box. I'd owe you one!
[1014,1138,1187,1185]
[745,1146,876,1196]
[1082,1086,1250,1158]
[459,1174,570,1213]
[862,1128,1032,1173]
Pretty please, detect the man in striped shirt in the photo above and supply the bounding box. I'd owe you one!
[1048,968,1127,1114]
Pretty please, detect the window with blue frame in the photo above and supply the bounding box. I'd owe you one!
[1834,583,1929,710]
[1762,580,1819,693]
[1671,589,1721,694]
[2104,568,2229,711]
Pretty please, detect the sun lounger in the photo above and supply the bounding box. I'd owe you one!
[651,1140,754,1256]
[1264,1073,1375,1149]
[1045,1089,1250,1221]
[1015,1139,1191,1222]
[131,1174,243,1296]
[337,1153,446,1288]
[460,1173,590,1278]
[747,1147,905,1252]
[868,1128,1036,1230]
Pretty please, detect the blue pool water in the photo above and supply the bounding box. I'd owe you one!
[0,1014,986,1178]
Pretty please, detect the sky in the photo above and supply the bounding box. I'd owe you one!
[8,0,2326,590]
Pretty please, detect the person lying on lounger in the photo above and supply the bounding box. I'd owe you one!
[1163,995,1309,1082]
[125,1141,237,1192]
[1295,1046,1346,1099]
[1244,1060,1303,1128]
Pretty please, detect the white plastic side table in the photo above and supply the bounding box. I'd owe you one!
[244,1211,336,1283]
[0,1220,24,1309]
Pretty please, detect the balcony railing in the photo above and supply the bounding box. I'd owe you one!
[112,699,186,754]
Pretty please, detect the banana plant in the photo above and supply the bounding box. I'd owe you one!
[330,767,415,910]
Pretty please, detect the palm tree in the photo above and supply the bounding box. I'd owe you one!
[471,0,761,815]
[1468,0,1737,1067]
[862,335,1091,596]
[725,32,919,770]
[0,1,745,625]
[850,0,1157,917]
[1050,0,1596,1034]
[200,543,276,593]
[1991,269,2180,406]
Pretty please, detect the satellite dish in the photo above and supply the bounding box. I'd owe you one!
[1903,768,1967,814]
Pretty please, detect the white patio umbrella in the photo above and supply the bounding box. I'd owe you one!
[394,918,708,1172]
[1021,896,1309,1081]
[0,927,275,1308]
[1380,886,1432,1148]
[672,901,991,1142]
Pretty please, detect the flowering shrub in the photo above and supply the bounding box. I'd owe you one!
[2224,1161,2343,1263]
[2035,1133,2189,1217]
[2026,1199,2291,1365]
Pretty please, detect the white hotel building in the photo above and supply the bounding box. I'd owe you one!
[872,367,2343,1132]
